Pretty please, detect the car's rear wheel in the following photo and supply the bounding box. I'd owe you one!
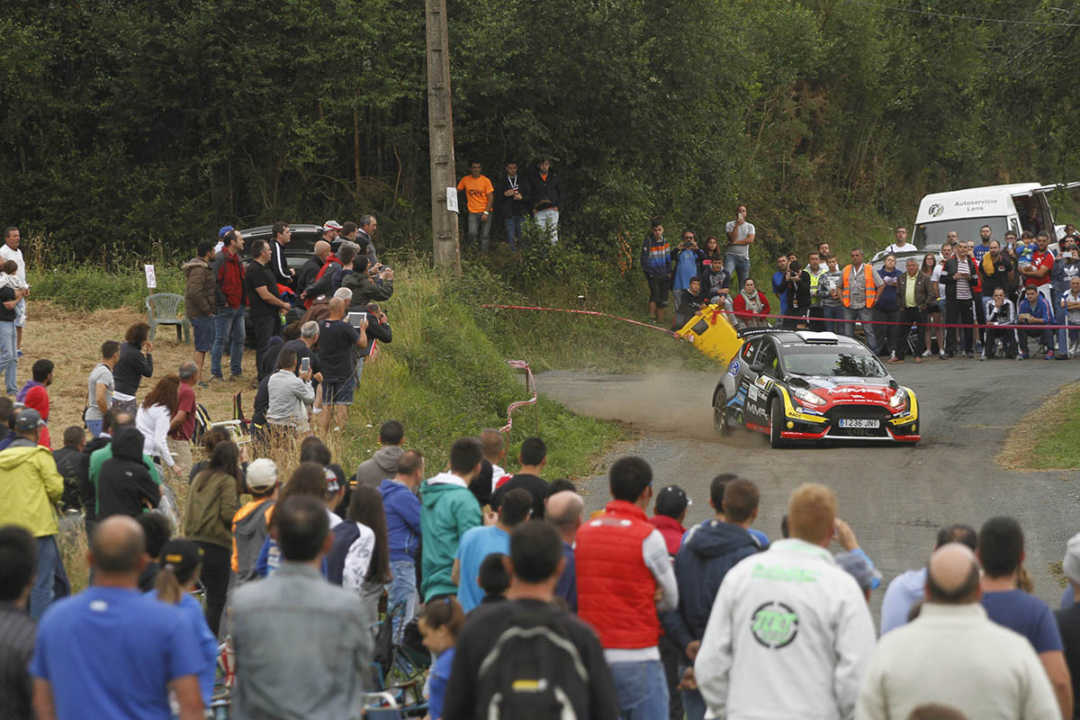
[769,396,786,448]
[713,386,731,435]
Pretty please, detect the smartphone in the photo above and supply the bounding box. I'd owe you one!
[300,356,310,373]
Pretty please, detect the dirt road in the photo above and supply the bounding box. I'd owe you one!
[537,359,1080,617]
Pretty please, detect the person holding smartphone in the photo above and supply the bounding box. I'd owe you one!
[724,204,755,291]
[317,298,367,434]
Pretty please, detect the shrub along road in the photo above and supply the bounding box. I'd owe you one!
[537,360,1080,619]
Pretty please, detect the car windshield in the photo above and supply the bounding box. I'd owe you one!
[912,216,1008,249]
[782,346,888,378]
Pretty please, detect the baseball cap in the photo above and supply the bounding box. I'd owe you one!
[835,550,882,591]
[323,220,343,231]
[160,539,203,576]
[325,466,342,494]
[655,485,690,518]
[13,408,44,433]
[246,458,279,492]
[217,225,234,238]
[1064,532,1080,584]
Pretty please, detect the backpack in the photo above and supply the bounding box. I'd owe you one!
[476,606,591,720]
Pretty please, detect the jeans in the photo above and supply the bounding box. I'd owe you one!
[387,559,419,644]
[822,305,844,334]
[610,659,668,720]
[535,208,560,245]
[31,536,69,621]
[1056,308,1080,356]
[945,298,975,355]
[723,253,751,292]
[658,634,684,720]
[0,320,15,394]
[251,314,281,381]
[682,683,707,720]
[844,306,876,353]
[504,216,524,249]
[1020,327,1055,356]
[875,307,900,354]
[211,307,245,378]
[466,212,492,251]
[355,356,365,386]
[86,419,103,438]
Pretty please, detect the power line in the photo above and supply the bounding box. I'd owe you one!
[846,0,1080,28]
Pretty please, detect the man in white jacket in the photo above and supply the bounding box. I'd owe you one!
[695,483,875,720]
[855,542,1058,720]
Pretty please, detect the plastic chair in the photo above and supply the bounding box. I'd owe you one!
[145,293,190,342]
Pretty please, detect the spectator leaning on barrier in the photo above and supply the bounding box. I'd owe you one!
[210,229,246,381]
[182,241,217,379]
[841,248,884,352]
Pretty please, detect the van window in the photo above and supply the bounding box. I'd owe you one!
[913,217,1008,248]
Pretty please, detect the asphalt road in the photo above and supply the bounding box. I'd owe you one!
[537,358,1080,620]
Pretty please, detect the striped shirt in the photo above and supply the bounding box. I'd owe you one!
[0,603,35,720]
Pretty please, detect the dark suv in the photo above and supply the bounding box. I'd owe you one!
[238,223,323,270]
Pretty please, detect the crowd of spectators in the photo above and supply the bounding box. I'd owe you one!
[456,158,563,250]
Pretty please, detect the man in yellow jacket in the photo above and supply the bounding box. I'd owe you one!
[0,408,67,619]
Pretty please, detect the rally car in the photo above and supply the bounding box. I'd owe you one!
[712,329,920,447]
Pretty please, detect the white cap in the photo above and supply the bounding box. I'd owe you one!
[323,220,343,231]
[246,458,279,492]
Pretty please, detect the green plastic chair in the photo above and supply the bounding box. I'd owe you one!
[145,293,190,342]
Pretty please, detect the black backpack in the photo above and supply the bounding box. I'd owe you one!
[476,605,591,720]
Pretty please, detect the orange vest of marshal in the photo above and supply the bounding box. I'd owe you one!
[841,264,877,308]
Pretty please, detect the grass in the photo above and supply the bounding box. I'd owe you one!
[998,381,1080,470]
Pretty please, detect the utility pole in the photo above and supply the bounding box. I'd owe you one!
[425,0,460,270]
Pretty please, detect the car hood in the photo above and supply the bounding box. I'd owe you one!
[793,376,895,403]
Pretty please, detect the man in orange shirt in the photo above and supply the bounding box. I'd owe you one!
[457,161,495,251]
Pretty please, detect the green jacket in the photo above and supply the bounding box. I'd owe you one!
[0,439,64,537]
[89,443,161,514]
[419,473,482,601]
[184,469,240,548]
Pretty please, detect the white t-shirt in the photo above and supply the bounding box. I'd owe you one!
[885,242,918,254]
[0,244,26,282]
[932,263,946,301]
[724,220,755,259]
[84,363,115,422]
[1064,291,1080,324]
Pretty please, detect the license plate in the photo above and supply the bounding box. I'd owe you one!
[838,418,880,429]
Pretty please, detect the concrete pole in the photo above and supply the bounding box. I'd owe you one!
[425,0,460,270]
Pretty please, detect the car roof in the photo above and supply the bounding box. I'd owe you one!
[238,224,324,236]
[742,329,864,349]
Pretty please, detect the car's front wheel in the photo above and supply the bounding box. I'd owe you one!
[713,386,731,435]
[769,395,787,449]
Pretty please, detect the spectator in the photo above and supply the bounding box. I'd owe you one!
[355,301,391,381]
[166,361,198,478]
[0,525,36,720]
[79,408,117,530]
[650,485,690,556]
[1057,532,1080,712]
[266,348,315,435]
[576,456,678,719]
[772,254,795,324]
[0,258,22,396]
[213,224,233,254]
[89,411,161,516]
[328,484,391,626]
[135,511,173,593]
[673,276,708,329]
[1053,240,1080,356]
[340,254,393,312]
[724,204,755,290]
[984,287,1018,359]
[0,260,27,299]
[642,218,673,325]
[980,239,1016,300]
[820,254,845,333]
[304,240,358,302]
[280,319,321,384]
[420,437,484,601]
[1020,232,1055,306]
[0,228,26,357]
[673,231,703,305]
[357,214,379,266]
[251,462,334,578]
[941,240,978,358]
[732,278,771,327]
[481,428,509,495]
[0,409,65,619]
[841,248,884,351]
[246,238,292,381]
[972,224,993,262]
[83,340,119,438]
[695,483,875,720]
[834,529,882,603]
[492,436,550,518]
[664,477,761,720]
[184,440,241,636]
[884,225,918,255]
[229,496,374,718]
[112,322,154,416]
[135,374,181,478]
[526,158,562,244]
[420,597,465,720]
[457,160,495,251]
[30,516,204,720]
[147,538,218,709]
[0,397,13,450]
[210,229,246,382]
[230,457,278,585]
[496,160,528,249]
[479,553,510,604]
[268,220,295,287]
[316,298,366,434]
[920,251,946,358]
[380,449,424,641]
[453,487,532,612]
[182,240,217,378]
[1060,276,1080,357]
[795,252,827,330]
[16,359,53,448]
[700,236,729,303]
[545,489,583,612]
[977,516,1073,717]
[355,419,405,488]
[443,520,618,720]
[97,426,161,521]
[1017,285,1055,360]
[881,524,977,635]
[894,257,934,363]
[53,426,85,512]
[296,239,331,296]
[876,255,902,357]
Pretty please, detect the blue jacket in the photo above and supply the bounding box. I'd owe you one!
[673,248,702,292]
[379,479,421,562]
[1019,294,1053,323]
[661,519,760,655]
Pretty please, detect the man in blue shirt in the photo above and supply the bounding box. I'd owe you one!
[1017,285,1056,359]
[973,224,993,263]
[452,488,532,612]
[978,516,1073,718]
[545,489,584,612]
[30,516,204,720]
[380,449,425,642]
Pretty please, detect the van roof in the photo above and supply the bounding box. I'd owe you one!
[914,183,1041,223]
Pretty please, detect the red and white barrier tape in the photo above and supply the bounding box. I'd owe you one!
[499,360,538,434]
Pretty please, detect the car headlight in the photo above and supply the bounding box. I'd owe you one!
[792,387,826,407]
[889,390,908,413]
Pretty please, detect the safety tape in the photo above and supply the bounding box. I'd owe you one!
[499,360,538,434]
[480,304,679,337]
[729,309,1079,331]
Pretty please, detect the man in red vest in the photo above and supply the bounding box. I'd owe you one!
[576,456,678,719]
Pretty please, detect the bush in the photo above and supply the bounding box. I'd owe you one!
[28,265,184,312]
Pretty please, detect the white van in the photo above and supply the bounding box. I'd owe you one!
[872,182,1079,265]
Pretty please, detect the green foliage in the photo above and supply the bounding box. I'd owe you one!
[27,266,184,312]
